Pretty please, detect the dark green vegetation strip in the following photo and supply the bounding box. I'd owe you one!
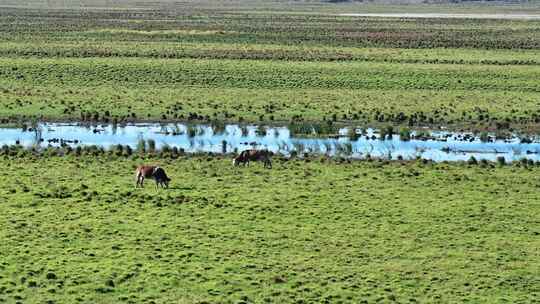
[2,42,538,65]
[2,58,538,91]
[0,155,539,303]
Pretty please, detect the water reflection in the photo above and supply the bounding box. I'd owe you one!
[0,122,539,162]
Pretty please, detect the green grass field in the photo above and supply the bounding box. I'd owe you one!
[1,1,540,303]
[1,57,539,128]
[0,154,539,303]
[0,2,539,130]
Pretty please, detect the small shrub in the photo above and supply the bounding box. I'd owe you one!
[147,139,156,153]
[114,144,123,156]
[379,125,394,140]
[64,145,73,155]
[399,128,411,141]
[161,144,171,156]
[125,145,133,156]
[479,159,489,167]
[137,139,146,154]
[187,126,198,138]
[347,128,360,141]
[240,126,249,137]
[520,137,533,144]
[255,126,266,136]
[479,132,490,142]
[221,140,227,154]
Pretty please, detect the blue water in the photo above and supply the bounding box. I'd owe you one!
[1,122,539,162]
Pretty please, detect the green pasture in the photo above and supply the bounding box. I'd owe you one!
[1,9,539,50]
[0,1,539,303]
[0,4,539,130]
[0,57,539,129]
[0,155,539,303]
[2,58,538,91]
[1,42,538,65]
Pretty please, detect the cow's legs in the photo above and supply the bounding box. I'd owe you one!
[135,171,141,188]
[139,176,144,188]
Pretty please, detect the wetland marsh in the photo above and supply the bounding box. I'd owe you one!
[0,0,539,303]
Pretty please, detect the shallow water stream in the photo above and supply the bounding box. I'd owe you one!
[1,122,539,162]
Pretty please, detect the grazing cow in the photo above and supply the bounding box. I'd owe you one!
[233,149,272,169]
[135,165,171,188]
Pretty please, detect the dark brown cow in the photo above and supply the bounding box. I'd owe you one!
[233,149,272,169]
[135,165,171,188]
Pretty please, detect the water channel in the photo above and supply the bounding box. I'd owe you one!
[1,122,539,162]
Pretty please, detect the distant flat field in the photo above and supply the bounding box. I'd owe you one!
[1,0,540,14]
[0,2,539,131]
[338,13,540,19]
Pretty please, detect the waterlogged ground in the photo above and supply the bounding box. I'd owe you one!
[2,122,540,162]
[0,155,539,303]
[1,5,540,130]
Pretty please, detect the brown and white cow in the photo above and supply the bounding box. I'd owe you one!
[233,149,272,169]
[135,165,171,188]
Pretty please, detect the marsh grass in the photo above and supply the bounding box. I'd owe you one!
[379,125,394,140]
[399,127,412,141]
[288,122,338,137]
[255,125,266,137]
[136,138,146,154]
[186,125,200,138]
[0,155,538,303]
[147,139,156,153]
[210,121,226,135]
[1,5,540,301]
[479,131,490,142]
[347,127,361,141]
[0,6,539,131]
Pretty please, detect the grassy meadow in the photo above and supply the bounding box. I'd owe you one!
[1,1,540,303]
[0,2,539,130]
[0,153,539,303]
[1,57,539,128]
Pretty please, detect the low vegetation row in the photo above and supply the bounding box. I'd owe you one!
[1,42,539,65]
[1,143,539,168]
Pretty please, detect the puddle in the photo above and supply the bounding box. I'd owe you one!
[1,122,539,162]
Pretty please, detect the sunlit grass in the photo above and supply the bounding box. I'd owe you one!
[0,155,538,303]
